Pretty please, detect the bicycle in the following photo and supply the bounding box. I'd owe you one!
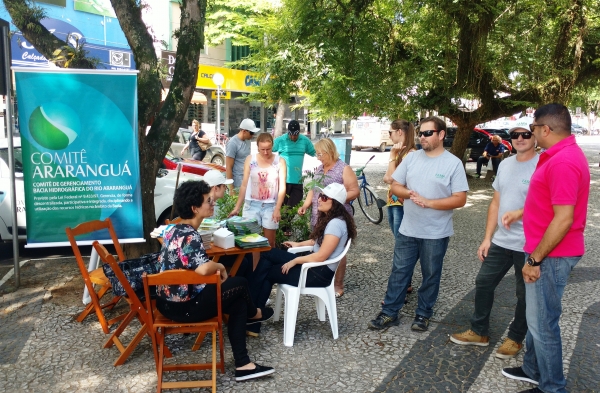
[350,155,385,224]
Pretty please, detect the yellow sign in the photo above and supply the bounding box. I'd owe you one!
[211,90,231,100]
[196,65,260,93]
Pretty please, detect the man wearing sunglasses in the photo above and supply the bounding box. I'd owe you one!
[501,104,590,393]
[368,116,469,332]
[450,124,538,359]
[226,118,259,193]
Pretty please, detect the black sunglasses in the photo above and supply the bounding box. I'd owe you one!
[418,130,440,137]
[529,123,552,133]
[318,193,330,202]
[510,131,533,140]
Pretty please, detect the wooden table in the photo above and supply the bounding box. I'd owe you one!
[156,236,270,277]
[206,244,271,276]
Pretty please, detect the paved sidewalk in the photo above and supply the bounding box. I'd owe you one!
[1,145,599,392]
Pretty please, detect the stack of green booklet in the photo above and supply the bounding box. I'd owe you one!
[234,233,270,249]
[226,216,262,235]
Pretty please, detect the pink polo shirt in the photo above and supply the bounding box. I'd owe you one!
[523,135,590,257]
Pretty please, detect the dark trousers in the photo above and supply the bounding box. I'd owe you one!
[192,150,207,161]
[282,183,304,233]
[470,243,527,342]
[476,156,501,175]
[219,254,253,281]
[248,248,334,332]
[156,276,257,367]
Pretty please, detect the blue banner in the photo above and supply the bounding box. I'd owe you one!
[14,68,143,245]
[10,18,135,70]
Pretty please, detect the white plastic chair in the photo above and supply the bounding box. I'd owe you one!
[273,239,352,347]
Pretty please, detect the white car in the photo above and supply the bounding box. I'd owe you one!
[0,138,203,242]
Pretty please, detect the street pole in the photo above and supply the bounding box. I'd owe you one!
[1,19,19,287]
[212,73,224,144]
[216,85,220,143]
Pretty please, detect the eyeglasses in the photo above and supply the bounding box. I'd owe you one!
[418,130,440,137]
[318,194,330,202]
[316,152,326,158]
[529,123,552,133]
[388,129,399,136]
[510,131,533,140]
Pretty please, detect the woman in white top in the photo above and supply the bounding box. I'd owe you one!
[230,133,287,263]
[248,183,357,335]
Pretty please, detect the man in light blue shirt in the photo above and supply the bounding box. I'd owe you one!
[226,118,258,191]
[450,125,538,359]
[368,116,469,332]
[273,120,316,230]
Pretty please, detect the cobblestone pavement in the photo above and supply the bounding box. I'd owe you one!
[1,143,599,393]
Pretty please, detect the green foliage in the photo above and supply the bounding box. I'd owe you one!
[240,0,600,125]
[275,200,311,246]
[214,190,241,221]
[204,0,275,47]
[49,34,100,68]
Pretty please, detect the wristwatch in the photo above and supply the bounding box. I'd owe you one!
[526,256,542,267]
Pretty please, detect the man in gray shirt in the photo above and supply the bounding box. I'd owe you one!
[450,124,538,358]
[368,116,469,331]
[226,118,259,191]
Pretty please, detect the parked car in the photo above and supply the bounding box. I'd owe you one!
[571,124,587,135]
[0,138,220,241]
[169,128,226,166]
[443,127,512,161]
[162,153,226,177]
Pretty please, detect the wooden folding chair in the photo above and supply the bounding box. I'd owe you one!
[66,218,125,334]
[93,241,170,366]
[143,270,225,393]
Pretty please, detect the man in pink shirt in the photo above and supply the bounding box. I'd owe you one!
[501,104,590,393]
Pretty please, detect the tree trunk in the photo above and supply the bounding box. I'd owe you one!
[3,0,208,259]
[274,101,286,137]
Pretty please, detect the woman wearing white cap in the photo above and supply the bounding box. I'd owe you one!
[247,183,357,336]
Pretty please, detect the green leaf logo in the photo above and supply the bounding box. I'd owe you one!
[29,103,79,150]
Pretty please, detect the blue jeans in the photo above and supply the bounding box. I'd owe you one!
[387,205,404,236]
[382,234,449,318]
[522,255,580,393]
[470,243,527,342]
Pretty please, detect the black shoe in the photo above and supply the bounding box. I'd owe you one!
[501,366,539,385]
[518,388,543,393]
[411,315,429,331]
[368,312,399,330]
[235,364,275,381]
[247,307,274,325]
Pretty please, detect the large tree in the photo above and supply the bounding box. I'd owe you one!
[246,0,600,157]
[3,0,207,256]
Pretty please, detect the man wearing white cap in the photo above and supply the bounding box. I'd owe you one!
[203,169,234,219]
[450,124,538,359]
[227,119,260,192]
[203,169,252,279]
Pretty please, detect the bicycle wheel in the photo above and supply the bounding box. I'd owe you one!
[358,187,383,224]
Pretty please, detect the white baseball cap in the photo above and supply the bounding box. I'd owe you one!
[203,170,233,187]
[239,118,260,133]
[314,183,347,205]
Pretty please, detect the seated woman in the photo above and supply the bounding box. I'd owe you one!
[156,180,275,382]
[248,183,357,335]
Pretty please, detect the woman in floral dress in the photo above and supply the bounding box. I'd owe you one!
[156,180,275,382]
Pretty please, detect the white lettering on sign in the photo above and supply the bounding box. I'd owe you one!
[22,52,47,61]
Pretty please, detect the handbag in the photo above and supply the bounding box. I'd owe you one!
[199,139,212,151]
[102,252,161,297]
